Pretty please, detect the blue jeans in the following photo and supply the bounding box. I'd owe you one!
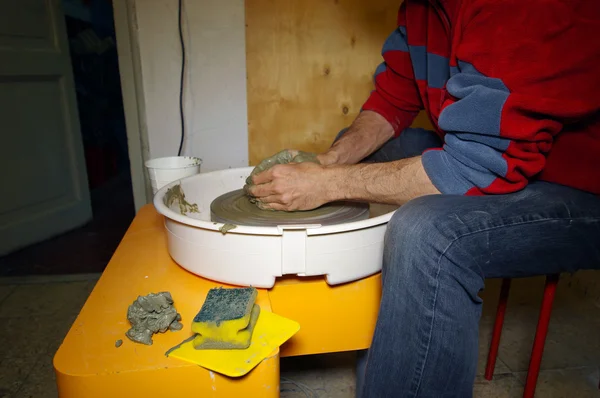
[338,128,600,397]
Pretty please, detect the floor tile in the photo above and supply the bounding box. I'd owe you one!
[14,354,57,398]
[46,314,78,355]
[281,353,355,398]
[515,367,600,398]
[281,368,355,398]
[478,318,512,376]
[497,303,600,372]
[478,277,600,373]
[473,374,524,398]
[0,282,92,318]
[0,314,76,359]
[0,357,37,397]
[562,270,600,308]
[0,285,15,305]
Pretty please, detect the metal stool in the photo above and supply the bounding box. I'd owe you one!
[484,274,560,398]
[358,274,599,397]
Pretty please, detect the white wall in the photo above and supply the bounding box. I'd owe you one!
[134,0,248,172]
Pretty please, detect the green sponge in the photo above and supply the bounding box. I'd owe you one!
[192,287,260,350]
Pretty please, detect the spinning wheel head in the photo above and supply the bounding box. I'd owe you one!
[210,189,369,227]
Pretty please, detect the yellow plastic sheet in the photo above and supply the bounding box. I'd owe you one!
[167,309,299,377]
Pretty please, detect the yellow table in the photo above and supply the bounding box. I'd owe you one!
[54,205,382,397]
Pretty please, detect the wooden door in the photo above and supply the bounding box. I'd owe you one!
[0,0,92,255]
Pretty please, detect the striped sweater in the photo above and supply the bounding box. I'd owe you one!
[362,0,600,195]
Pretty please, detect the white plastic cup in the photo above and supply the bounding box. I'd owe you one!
[145,156,202,194]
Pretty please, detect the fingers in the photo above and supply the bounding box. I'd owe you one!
[256,195,285,205]
[259,202,288,211]
[247,182,276,198]
[256,194,298,211]
[255,196,287,211]
[251,163,292,185]
[316,152,338,166]
[251,167,275,185]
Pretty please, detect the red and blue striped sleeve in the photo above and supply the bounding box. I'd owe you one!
[361,3,423,136]
[422,0,600,195]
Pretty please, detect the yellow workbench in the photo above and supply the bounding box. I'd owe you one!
[54,205,382,397]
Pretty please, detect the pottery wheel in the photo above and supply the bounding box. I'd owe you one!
[211,189,369,227]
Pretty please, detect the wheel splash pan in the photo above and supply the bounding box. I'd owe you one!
[153,167,398,288]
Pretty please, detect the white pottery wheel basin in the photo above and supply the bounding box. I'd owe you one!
[153,167,398,288]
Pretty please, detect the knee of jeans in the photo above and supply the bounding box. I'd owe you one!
[382,195,455,277]
[385,196,441,244]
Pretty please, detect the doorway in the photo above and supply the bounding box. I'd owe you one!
[0,0,135,276]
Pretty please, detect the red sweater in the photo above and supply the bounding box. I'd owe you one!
[362,0,600,195]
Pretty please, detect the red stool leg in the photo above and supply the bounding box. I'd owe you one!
[523,274,560,398]
[485,278,512,380]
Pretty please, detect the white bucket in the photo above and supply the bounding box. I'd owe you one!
[145,156,202,194]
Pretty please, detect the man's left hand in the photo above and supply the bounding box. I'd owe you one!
[246,162,332,211]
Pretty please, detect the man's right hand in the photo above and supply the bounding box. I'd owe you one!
[244,149,320,203]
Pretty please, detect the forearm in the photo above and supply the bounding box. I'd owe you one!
[325,156,440,205]
[318,111,395,166]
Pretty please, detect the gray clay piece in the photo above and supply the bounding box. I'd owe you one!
[125,291,183,345]
[218,223,237,234]
[243,149,320,206]
[164,184,199,215]
[115,339,123,348]
[212,149,369,226]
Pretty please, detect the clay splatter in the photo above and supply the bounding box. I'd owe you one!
[164,184,199,215]
[219,223,237,234]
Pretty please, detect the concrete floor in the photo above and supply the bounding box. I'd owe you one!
[0,275,598,397]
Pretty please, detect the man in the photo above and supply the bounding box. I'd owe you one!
[247,0,600,396]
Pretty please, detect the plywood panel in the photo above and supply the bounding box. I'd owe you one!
[246,0,432,165]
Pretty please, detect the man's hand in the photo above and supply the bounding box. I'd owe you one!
[316,152,339,166]
[247,162,332,211]
[245,111,439,211]
[318,111,395,166]
[250,156,440,210]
